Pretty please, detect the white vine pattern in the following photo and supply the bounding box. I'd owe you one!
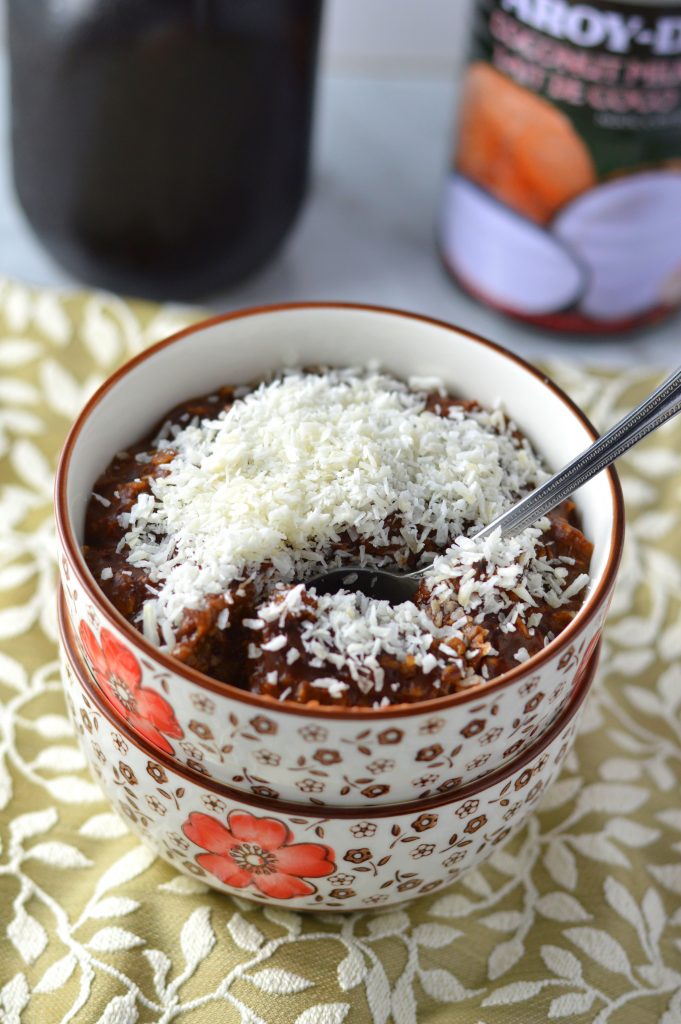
[0,280,679,1022]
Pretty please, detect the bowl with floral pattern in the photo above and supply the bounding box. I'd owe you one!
[55,303,623,806]
[59,586,600,911]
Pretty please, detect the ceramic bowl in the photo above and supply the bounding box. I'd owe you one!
[55,304,623,806]
[59,588,600,911]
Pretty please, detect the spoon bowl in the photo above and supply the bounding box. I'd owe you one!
[307,566,422,602]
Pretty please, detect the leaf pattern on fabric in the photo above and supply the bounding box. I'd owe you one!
[0,278,679,1022]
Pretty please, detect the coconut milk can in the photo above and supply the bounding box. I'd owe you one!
[440,0,681,331]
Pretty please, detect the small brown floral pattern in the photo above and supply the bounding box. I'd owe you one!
[397,878,421,892]
[437,779,461,794]
[415,744,443,762]
[411,843,435,859]
[179,741,204,761]
[466,753,491,771]
[251,786,279,799]
[111,733,128,754]
[455,799,480,818]
[167,833,190,851]
[558,647,578,671]
[349,822,376,838]
[524,693,545,713]
[377,728,403,745]
[411,813,438,832]
[526,781,545,802]
[361,784,389,799]
[298,725,328,743]
[412,774,439,787]
[479,728,503,746]
[328,873,355,887]
[329,888,355,900]
[250,715,277,736]
[296,779,324,794]
[253,749,281,767]
[343,848,372,865]
[461,719,486,738]
[313,749,342,766]
[419,717,445,735]
[201,795,226,813]
[190,694,215,713]
[118,761,137,785]
[146,795,166,815]
[188,720,214,740]
[146,761,167,784]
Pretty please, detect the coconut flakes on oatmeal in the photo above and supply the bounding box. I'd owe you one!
[256,588,465,696]
[111,367,590,690]
[424,525,590,635]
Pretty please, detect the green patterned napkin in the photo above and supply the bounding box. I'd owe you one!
[0,278,679,1024]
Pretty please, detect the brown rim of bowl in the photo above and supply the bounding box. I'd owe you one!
[54,301,624,721]
[59,584,599,818]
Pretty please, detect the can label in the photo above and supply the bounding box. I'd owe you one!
[441,0,681,330]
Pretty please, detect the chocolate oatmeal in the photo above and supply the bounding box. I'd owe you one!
[83,368,593,707]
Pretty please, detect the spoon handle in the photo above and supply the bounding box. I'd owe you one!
[474,366,681,542]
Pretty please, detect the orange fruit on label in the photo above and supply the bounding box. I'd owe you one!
[455,63,596,224]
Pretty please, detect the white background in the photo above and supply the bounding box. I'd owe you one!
[0,1,469,72]
[322,0,467,75]
[0,0,676,368]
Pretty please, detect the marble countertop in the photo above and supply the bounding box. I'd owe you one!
[0,61,677,370]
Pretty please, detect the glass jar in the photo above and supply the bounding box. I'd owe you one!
[8,0,322,299]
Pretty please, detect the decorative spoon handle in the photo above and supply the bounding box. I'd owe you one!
[474,365,681,542]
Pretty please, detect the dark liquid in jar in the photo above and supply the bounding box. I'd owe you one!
[8,0,322,299]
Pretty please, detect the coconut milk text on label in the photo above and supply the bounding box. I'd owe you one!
[501,0,681,54]
[440,0,681,333]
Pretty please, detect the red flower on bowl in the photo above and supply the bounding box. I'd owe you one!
[182,810,336,899]
[78,621,183,754]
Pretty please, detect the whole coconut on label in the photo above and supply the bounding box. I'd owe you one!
[455,63,596,225]
[554,171,681,321]
[440,174,587,317]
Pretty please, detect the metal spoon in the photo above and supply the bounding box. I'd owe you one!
[308,365,681,604]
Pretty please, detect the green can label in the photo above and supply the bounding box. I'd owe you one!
[441,0,681,330]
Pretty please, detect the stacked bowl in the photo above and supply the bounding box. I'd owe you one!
[55,304,624,910]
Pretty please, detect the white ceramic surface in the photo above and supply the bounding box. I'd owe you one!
[56,305,623,806]
[59,602,598,912]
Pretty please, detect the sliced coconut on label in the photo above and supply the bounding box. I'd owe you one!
[554,171,681,321]
[440,174,586,316]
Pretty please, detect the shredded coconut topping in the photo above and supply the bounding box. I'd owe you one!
[110,367,591,691]
[424,524,589,634]
[257,589,460,696]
